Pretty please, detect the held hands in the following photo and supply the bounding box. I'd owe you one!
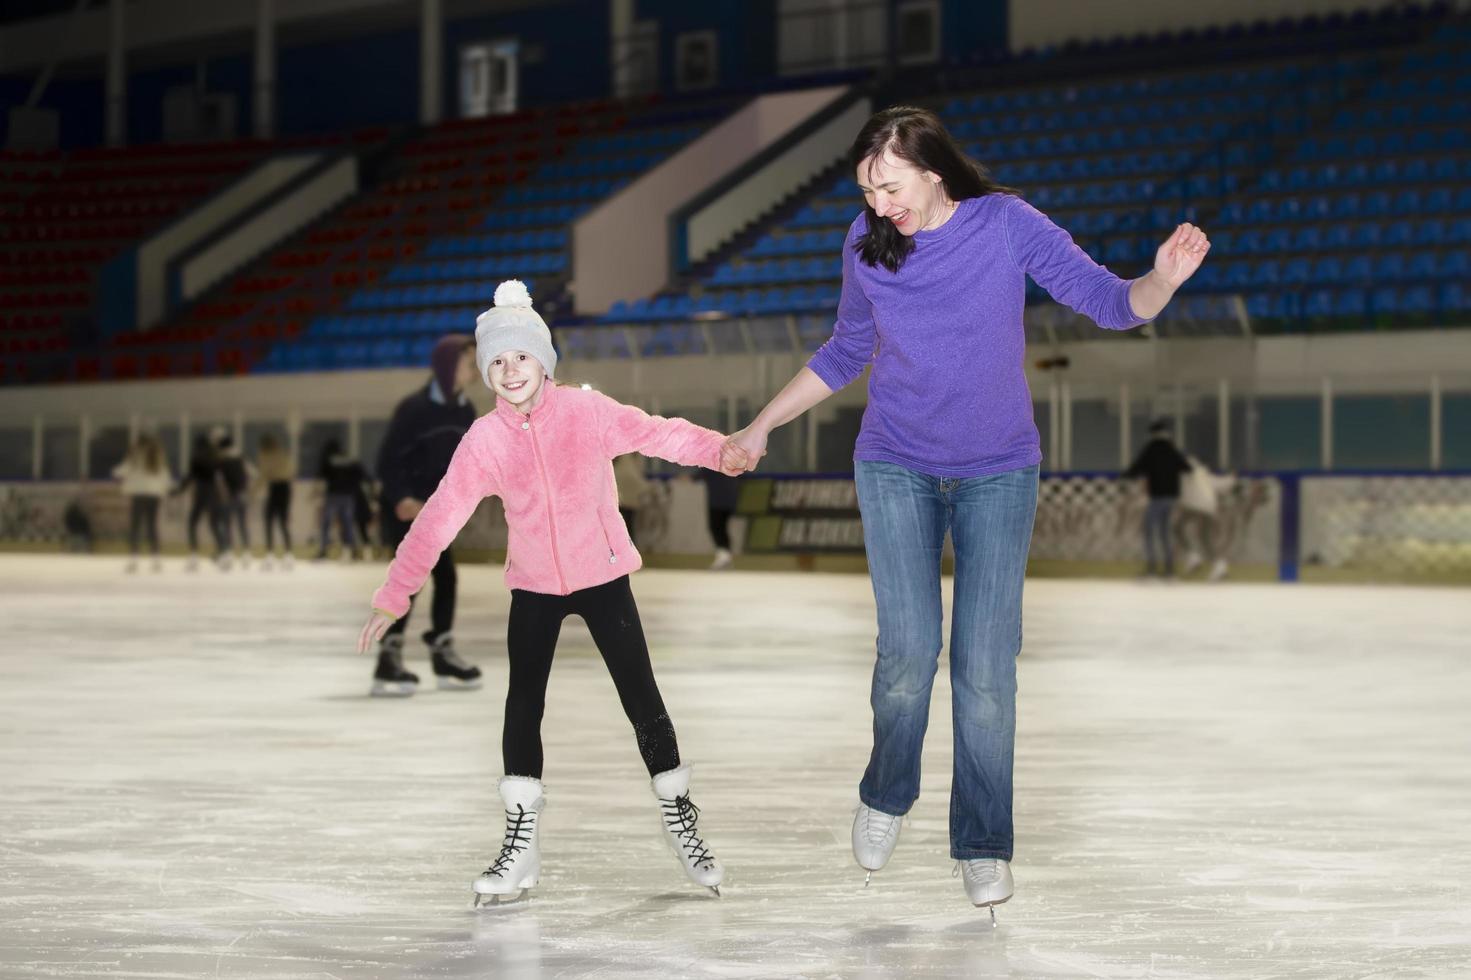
[718,440,751,476]
[1153,222,1211,289]
[722,426,769,475]
[358,610,396,654]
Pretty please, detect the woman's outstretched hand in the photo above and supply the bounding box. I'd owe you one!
[1153,222,1211,289]
[358,610,395,654]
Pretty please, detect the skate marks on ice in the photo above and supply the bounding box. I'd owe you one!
[2,557,1471,976]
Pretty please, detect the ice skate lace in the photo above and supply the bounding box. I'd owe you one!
[859,805,900,845]
[661,794,715,868]
[484,806,535,878]
[954,860,1001,886]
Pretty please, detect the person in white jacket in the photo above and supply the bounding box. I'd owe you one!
[113,433,173,572]
[1175,455,1236,581]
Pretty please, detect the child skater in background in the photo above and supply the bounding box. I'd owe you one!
[358,280,749,905]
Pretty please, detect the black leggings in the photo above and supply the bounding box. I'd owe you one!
[188,492,227,554]
[223,492,249,549]
[504,576,678,780]
[384,546,457,641]
[264,482,292,551]
[708,507,733,550]
[128,495,161,555]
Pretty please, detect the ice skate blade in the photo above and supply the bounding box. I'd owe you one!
[864,871,872,887]
[972,894,1011,926]
[472,889,529,908]
[436,676,483,691]
[473,880,535,907]
[370,681,417,698]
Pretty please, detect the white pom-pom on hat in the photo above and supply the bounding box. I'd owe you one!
[493,279,533,309]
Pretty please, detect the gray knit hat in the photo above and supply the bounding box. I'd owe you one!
[474,279,557,385]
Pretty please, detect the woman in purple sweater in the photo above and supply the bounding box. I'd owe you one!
[728,107,1209,917]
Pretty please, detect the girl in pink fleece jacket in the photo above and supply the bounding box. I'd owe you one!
[359,280,747,905]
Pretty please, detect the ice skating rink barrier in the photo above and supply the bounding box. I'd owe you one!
[2,471,1468,584]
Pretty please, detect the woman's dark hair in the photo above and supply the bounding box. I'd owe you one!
[849,106,1014,273]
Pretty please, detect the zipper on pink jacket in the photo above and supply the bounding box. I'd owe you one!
[526,419,569,594]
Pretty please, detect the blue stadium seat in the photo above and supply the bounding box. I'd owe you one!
[1413,220,1446,246]
[1292,227,1322,251]
[1304,289,1335,318]
[1374,254,1406,281]
[1283,257,1312,285]
[1334,289,1367,317]
[1350,223,1381,248]
[1370,286,1400,314]
[1403,285,1435,314]
[1439,250,1470,279]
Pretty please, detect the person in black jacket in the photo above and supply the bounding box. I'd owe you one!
[215,430,255,567]
[175,432,229,570]
[1122,418,1193,578]
[369,334,483,697]
[317,438,367,561]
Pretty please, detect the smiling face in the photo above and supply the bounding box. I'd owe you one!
[487,350,546,413]
[856,146,953,237]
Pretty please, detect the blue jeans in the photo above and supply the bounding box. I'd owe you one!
[1143,498,1175,574]
[319,494,358,555]
[854,460,1039,861]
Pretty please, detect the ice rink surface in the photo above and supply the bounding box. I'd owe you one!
[3,554,1469,979]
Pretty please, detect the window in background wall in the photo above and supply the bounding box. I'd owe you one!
[1444,393,1471,470]
[1180,394,1220,468]
[1334,394,1431,471]
[779,0,888,76]
[816,406,863,472]
[460,40,519,118]
[1035,399,1054,470]
[1256,397,1321,471]
[88,425,131,483]
[154,425,182,478]
[755,415,807,473]
[300,421,349,479]
[1123,398,1160,469]
[675,30,718,92]
[0,429,34,480]
[896,0,940,66]
[359,420,389,479]
[41,424,79,481]
[1070,396,1122,472]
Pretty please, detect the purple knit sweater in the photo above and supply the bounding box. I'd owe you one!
[807,193,1150,478]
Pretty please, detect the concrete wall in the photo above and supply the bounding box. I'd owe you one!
[178,155,357,302]
[571,85,847,314]
[685,92,868,265]
[1009,0,1403,51]
[137,155,317,329]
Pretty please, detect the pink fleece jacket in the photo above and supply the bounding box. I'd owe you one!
[371,382,725,615]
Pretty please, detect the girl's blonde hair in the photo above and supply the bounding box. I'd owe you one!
[132,433,166,473]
